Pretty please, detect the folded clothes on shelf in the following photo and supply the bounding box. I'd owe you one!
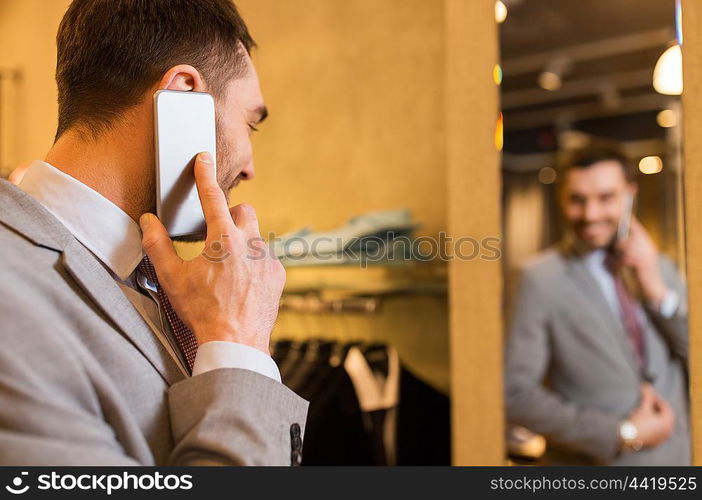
[270,209,419,266]
[280,238,413,267]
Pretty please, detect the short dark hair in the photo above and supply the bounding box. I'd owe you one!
[558,143,636,183]
[55,0,255,140]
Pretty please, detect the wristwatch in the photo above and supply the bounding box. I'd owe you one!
[619,420,643,452]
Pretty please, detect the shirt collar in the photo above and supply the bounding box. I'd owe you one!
[583,248,608,270]
[18,160,144,280]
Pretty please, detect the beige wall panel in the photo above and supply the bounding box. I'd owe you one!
[445,0,504,465]
[0,0,71,174]
[235,0,446,238]
[682,0,702,466]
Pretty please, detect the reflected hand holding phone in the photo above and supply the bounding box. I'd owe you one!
[617,192,635,242]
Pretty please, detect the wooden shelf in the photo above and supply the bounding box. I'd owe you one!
[283,260,447,298]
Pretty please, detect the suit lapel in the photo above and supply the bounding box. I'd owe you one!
[566,256,642,374]
[0,180,182,386]
[62,239,183,385]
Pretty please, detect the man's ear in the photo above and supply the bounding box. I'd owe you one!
[157,64,206,92]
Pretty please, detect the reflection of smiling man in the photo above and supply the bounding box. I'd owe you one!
[505,145,689,465]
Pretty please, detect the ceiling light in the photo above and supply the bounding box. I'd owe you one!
[538,55,572,92]
[495,1,508,24]
[656,109,678,128]
[495,113,504,151]
[538,167,557,184]
[493,64,503,85]
[653,45,682,95]
[639,156,663,175]
[538,71,561,91]
[559,130,590,150]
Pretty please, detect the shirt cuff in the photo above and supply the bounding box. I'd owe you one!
[192,341,282,383]
[658,289,680,319]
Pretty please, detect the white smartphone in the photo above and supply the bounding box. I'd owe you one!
[154,90,217,239]
[617,192,635,241]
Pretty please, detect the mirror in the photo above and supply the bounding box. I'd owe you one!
[500,0,689,465]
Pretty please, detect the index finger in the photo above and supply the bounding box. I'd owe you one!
[193,151,235,238]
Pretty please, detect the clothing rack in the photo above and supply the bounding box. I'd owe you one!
[270,339,451,466]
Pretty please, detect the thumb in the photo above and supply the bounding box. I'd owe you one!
[139,213,181,277]
[640,383,655,409]
[230,203,260,236]
[655,396,674,425]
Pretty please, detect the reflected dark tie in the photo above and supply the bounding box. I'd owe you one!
[605,252,646,369]
[138,255,198,372]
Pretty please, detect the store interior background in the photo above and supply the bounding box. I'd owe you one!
[0,0,695,464]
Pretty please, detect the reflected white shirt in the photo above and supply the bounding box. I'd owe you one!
[583,249,679,320]
[18,160,280,382]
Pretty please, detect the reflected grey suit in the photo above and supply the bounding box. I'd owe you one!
[0,180,308,465]
[505,245,689,465]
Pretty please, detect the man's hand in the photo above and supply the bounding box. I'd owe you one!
[615,217,668,307]
[626,383,675,449]
[139,151,285,355]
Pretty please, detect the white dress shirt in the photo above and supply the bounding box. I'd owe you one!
[583,249,679,321]
[19,160,281,382]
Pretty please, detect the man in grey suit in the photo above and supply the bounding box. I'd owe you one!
[505,145,690,465]
[0,0,308,465]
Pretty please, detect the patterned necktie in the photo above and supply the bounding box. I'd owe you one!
[138,255,198,372]
[604,251,646,369]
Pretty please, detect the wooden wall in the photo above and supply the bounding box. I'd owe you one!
[445,0,504,465]
[682,0,702,466]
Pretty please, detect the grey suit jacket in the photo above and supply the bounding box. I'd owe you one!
[0,179,308,465]
[505,246,690,465]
